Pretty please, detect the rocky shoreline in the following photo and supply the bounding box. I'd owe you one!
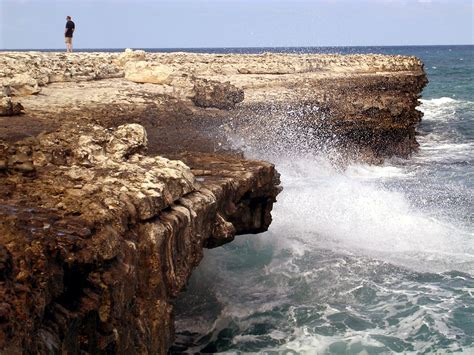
[0,50,426,353]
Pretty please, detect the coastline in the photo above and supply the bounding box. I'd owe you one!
[0,50,427,353]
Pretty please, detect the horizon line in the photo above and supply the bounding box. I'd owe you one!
[1,44,473,51]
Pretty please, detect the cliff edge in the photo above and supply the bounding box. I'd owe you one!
[0,50,427,354]
[0,124,280,353]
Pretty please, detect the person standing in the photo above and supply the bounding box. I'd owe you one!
[64,16,75,52]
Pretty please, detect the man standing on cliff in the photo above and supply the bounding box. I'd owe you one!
[64,16,75,53]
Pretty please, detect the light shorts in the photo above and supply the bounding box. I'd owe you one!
[65,37,73,44]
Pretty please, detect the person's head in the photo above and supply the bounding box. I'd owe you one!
[66,16,71,21]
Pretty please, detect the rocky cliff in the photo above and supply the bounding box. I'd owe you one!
[0,124,280,353]
[0,50,427,160]
[0,50,427,354]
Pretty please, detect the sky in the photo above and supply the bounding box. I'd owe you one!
[0,0,472,49]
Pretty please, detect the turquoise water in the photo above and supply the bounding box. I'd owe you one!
[169,46,473,354]
[170,46,474,354]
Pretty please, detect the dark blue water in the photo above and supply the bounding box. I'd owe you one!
[164,46,474,354]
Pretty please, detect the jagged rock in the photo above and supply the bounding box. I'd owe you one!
[0,97,24,116]
[2,74,40,96]
[0,51,425,160]
[0,50,428,353]
[106,123,148,159]
[0,124,280,353]
[0,52,123,87]
[124,61,173,84]
[0,86,11,98]
[192,78,244,109]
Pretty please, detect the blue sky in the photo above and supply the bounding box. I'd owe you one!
[0,0,472,49]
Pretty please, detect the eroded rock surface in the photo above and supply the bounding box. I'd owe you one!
[124,61,174,85]
[0,97,24,116]
[192,78,244,109]
[0,124,280,353]
[0,50,427,162]
[0,50,427,353]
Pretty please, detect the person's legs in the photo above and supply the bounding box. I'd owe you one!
[65,37,72,52]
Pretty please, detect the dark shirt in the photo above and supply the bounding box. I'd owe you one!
[65,21,75,37]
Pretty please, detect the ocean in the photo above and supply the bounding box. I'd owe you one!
[165,46,474,354]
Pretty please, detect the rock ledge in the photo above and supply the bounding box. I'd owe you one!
[0,124,280,353]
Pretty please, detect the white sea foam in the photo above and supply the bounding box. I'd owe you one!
[419,97,473,122]
[345,163,409,179]
[226,95,474,273]
[176,94,474,353]
[267,155,474,273]
[421,97,459,106]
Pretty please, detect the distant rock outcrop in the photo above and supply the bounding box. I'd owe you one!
[124,61,173,85]
[116,48,146,66]
[192,78,244,109]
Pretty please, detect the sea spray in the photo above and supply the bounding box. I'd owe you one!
[172,46,474,354]
[173,113,474,353]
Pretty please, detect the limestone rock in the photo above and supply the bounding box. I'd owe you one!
[0,125,280,354]
[0,50,429,353]
[0,97,24,116]
[192,78,244,109]
[0,52,123,87]
[3,74,40,96]
[106,123,148,159]
[116,48,146,66]
[0,86,11,98]
[124,61,173,84]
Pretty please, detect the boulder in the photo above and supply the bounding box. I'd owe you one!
[124,61,173,85]
[0,97,24,116]
[2,74,41,96]
[116,48,146,66]
[192,78,244,110]
[0,86,11,98]
[106,123,148,160]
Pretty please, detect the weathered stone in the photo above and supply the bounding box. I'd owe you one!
[0,51,427,160]
[0,124,280,354]
[2,74,40,96]
[192,78,244,109]
[0,97,24,116]
[0,86,11,98]
[116,48,146,66]
[124,61,173,84]
[0,50,428,354]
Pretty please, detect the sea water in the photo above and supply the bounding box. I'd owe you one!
[169,46,473,354]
